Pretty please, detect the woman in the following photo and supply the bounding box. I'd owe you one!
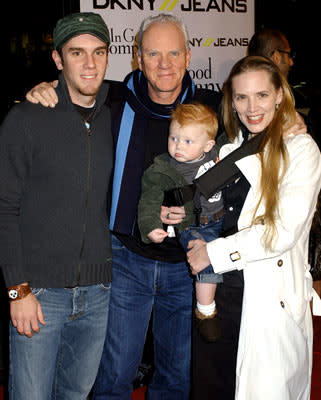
[187,56,321,399]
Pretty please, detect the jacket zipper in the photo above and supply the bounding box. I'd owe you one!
[77,122,92,285]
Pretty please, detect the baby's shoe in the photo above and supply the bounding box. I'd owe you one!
[195,308,222,342]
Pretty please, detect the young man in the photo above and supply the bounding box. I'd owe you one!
[0,12,113,400]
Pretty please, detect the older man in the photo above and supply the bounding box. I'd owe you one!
[94,14,221,400]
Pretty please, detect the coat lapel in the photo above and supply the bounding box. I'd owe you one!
[235,153,264,229]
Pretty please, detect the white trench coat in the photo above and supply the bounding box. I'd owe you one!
[207,132,321,400]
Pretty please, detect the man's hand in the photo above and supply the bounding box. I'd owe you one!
[10,293,46,338]
[26,81,59,108]
[160,206,186,225]
[187,239,211,275]
[283,112,307,137]
[147,228,169,243]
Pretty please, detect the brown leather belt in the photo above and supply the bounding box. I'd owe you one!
[199,209,224,225]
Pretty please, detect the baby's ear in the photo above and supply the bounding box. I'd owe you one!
[205,139,215,152]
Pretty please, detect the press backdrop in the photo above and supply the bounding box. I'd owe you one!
[80,0,254,90]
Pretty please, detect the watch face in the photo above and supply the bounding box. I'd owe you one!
[8,289,18,299]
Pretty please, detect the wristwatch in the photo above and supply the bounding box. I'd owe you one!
[8,284,32,301]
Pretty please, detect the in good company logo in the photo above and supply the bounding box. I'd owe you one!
[93,0,248,12]
[188,57,222,91]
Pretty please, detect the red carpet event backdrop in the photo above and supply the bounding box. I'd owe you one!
[80,0,254,89]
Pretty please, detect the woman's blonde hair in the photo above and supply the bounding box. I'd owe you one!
[222,56,297,249]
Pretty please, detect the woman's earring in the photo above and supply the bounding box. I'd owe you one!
[275,103,280,110]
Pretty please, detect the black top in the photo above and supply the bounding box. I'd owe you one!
[0,74,114,287]
[107,72,223,262]
[118,90,222,262]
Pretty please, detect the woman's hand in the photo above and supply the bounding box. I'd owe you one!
[187,239,211,275]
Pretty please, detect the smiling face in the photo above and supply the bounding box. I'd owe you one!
[137,21,191,105]
[168,121,215,163]
[232,69,283,134]
[52,34,108,106]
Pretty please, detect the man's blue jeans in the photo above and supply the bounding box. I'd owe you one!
[9,284,111,400]
[93,235,194,399]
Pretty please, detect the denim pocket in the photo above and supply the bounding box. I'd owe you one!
[111,234,125,251]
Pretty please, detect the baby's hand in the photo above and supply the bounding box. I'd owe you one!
[147,229,169,243]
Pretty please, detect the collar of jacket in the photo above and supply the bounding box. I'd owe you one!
[55,73,110,118]
[123,68,195,118]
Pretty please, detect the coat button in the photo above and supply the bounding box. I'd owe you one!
[277,259,283,267]
[229,206,234,211]
[280,301,285,308]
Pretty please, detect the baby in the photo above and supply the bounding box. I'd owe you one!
[138,103,224,342]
